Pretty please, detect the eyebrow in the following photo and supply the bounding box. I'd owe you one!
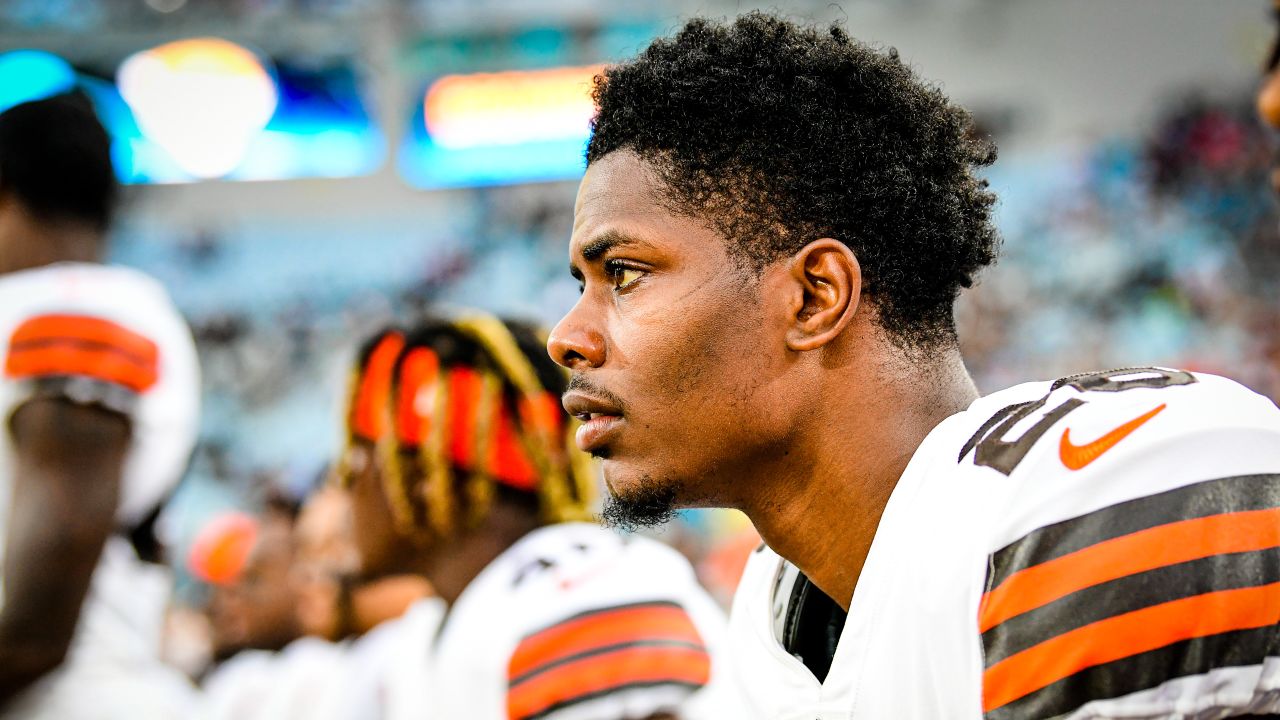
[569,230,654,280]
[581,230,652,261]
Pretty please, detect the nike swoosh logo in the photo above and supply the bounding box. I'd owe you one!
[1059,403,1167,471]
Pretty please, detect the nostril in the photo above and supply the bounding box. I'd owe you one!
[560,348,588,369]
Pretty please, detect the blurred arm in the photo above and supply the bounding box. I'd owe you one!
[349,574,433,635]
[0,398,130,705]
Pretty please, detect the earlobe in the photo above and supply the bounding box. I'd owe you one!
[784,239,861,352]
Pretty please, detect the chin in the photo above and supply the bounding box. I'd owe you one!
[598,463,690,532]
[602,459,662,495]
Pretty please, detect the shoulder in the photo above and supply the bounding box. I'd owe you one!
[0,263,183,322]
[482,524,719,720]
[961,369,1280,538]
[487,523,705,608]
[961,369,1280,719]
[0,263,196,393]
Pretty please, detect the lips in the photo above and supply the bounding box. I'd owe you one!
[563,391,625,453]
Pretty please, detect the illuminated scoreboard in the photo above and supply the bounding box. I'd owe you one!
[399,64,603,188]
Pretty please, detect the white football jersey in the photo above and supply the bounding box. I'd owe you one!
[730,368,1280,720]
[417,521,743,720]
[200,637,351,720]
[319,594,445,720]
[0,262,201,719]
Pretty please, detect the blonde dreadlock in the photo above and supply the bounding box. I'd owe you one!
[384,313,595,543]
[336,327,402,490]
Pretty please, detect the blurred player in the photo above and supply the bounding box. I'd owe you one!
[191,501,303,664]
[196,489,406,720]
[549,14,1280,719]
[329,315,739,720]
[0,94,200,717]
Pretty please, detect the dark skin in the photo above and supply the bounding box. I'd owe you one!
[0,187,124,705]
[1260,0,1280,194]
[346,432,680,720]
[208,513,302,659]
[0,400,129,705]
[0,190,100,276]
[549,151,978,611]
[346,442,540,607]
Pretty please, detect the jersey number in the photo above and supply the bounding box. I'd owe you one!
[959,367,1195,476]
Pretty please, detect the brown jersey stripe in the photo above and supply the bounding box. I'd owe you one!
[980,507,1280,633]
[515,681,706,720]
[10,314,158,367]
[10,337,154,369]
[982,581,1280,714]
[6,343,159,392]
[988,474,1280,592]
[509,638,707,689]
[984,623,1280,720]
[982,547,1280,666]
[508,600,701,681]
[507,643,710,720]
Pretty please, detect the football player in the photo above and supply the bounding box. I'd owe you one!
[0,94,200,717]
[548,14,1280,719]
[329,315,740,719]
[195,503,304,664]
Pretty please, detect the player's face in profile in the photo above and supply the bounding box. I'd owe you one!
[1260,0,1280,193]
[344,441,404,575]
[550,151,793,526]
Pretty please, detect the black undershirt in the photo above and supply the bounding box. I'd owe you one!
[782,573,847,683]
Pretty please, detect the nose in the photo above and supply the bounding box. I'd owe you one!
[547,301,606,370]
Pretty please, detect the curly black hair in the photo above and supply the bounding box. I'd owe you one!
[0,92,117,231]
[587,13,1000,350]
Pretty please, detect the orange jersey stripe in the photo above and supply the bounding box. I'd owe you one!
[509,603,704,681]
[982,580,1280,713]
[6,343,159,392]
[507,643,711,720]
[980,507,1280,633]
[11,314,158,367]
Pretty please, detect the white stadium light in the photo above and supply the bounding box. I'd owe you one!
[118,38,278,180]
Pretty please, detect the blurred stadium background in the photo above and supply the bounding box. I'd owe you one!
[1,0,1275,605]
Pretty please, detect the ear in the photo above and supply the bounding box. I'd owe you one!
[784,238,861,352]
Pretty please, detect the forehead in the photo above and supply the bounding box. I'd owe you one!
[573,152,665,230]
[570,151,725,258]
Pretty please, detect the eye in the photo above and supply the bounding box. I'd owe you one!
[605,260,645,291]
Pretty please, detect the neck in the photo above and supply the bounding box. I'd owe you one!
[0,202,103,272]
[416,500,542,607]
[742,342,978,612]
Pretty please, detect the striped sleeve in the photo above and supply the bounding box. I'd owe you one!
[5,313,159,394]
[506,600,712,720]
[979,473,1280,719]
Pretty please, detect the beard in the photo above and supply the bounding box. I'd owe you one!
[599,475,682,532]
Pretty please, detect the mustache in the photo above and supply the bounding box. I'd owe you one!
[565,374,629,415]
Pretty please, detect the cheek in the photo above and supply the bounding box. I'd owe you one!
[617,282,775,433]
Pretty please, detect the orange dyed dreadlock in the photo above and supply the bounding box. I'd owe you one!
[336,327,404,488]
[381,313,595,541]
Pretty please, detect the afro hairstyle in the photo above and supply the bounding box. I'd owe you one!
[587,12,1000,350]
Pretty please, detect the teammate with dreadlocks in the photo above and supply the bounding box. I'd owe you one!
[327,314,739,720]
[549,13,1280,719]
